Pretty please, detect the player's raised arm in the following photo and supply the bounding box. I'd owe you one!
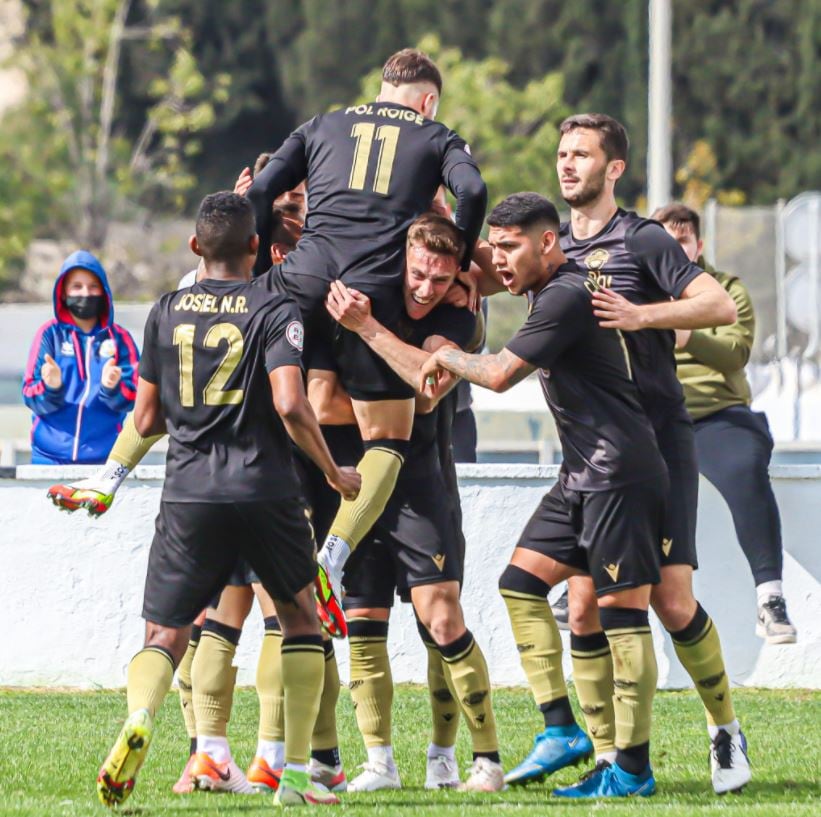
[442,138,487,270]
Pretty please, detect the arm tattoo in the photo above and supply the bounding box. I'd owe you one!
[437,347,534,391]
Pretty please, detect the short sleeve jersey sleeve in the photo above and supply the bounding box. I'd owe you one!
[505,281,589,370]
[263,299,305,373]
[627,220,704,298]
[137,302,162,384]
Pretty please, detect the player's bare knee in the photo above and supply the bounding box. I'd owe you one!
[143,622,188,665]
[651,586,697,632]
[274,586,322,637]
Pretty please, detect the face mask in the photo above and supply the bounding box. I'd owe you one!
[65,295,105,320]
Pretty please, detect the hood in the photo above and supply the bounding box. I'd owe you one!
[53,250,113,329]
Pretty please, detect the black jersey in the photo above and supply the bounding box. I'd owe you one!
[248,102,486,287]
[396,304,477,477]
[506,265,666,492]
[139,279,305,503]
[560,209,703,427]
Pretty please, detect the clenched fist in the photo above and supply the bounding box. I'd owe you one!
[41,353,62,390]
[102,357,122,389]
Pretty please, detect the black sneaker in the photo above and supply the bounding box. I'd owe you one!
[551,586,569,631]
[756,595,797,644]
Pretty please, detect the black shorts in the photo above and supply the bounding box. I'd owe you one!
[332,283,414,401]
[516,477,667,596]
[143,499,316,628]
[343,472,465,609]
[655,418,699,568]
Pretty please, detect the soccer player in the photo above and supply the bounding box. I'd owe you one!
[421,193,667,798]
[325,213,502,792]
[554,114,750,794]
[95,192,359,808]
[654,202,796,643]
[247,48,487,633]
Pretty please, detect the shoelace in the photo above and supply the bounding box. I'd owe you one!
[712,730,734,769]
[763,597,789,623]
[578,759,611,782]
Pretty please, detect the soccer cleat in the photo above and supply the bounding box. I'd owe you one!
[459,757,505,792]
[171,753,197,794]
[96,708,154,807]
[307,758,347,792]
[314,563,347,639]
[710,729,751,794]
[504,723,593,786]
[550,586,570,631]
[347,761,402,792]
[246,756,282,793]
[190,752,255,794]
[756,596,797,644]
[552,761,655,798]
[47,482,114,516]
[424,754,460,790]
[274,768,341,806]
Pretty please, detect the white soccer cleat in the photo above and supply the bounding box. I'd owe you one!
[347,761,402,792]
[190,752,256,794]
[459,757,505,792]
[756,596,797,644]
[307,758,348,792]
[424,754,460,789]
[710,729,751,794]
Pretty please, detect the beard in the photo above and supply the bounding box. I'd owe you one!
[561,165,607,208]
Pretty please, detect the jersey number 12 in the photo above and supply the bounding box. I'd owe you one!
[173,322,244,407]
[349,123,400,195]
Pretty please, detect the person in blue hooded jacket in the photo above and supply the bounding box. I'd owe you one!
[22,250,139,464]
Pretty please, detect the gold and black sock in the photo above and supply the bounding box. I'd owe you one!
[177,624,200,753]
[348,618,393,747]
[670,603,736,727]
[192,620,241,739]
[311,640,341,766]
[439,629,499,761]
[600,607,657,775]
[281,634,325,766]
[499,565,572,720]
[570,630,616,758]
[416,617,460,747]
[127,645,176,717]
[110,413,164,470]
[256,616,284,743]
[327,439,407,550]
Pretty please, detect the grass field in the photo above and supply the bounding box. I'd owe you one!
[1,686,818,816]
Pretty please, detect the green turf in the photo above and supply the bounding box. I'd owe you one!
[0,686,818,816]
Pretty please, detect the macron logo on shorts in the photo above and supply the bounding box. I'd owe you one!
[286,320,304,351]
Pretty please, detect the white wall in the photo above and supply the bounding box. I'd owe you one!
[2,464,819,689]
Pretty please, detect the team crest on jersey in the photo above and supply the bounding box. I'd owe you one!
[99,338,116,359]
[286,320,304,351]
[60,340,75,357]
[584,248,610,271]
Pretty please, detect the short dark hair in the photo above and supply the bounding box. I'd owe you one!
[270,206,301,249]
[406,212,464,260]
[651,202,701,240]
[195,192,256,262]
[382,48,442,94]
[487,192,560,233]
[559,113,629,162]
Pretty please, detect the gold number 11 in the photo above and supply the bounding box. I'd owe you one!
[348,123,400,195]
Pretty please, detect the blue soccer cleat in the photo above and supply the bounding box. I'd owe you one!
[552,760,656,798]
[503,723,593,786]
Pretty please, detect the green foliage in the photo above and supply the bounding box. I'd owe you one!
[0,0,227,283]
[351,35,568,210]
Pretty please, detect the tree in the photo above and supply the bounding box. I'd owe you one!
[0,0,227,283]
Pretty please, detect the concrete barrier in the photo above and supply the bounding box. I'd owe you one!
[2,464,819,689]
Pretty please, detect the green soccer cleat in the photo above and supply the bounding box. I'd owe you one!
[96,708,154,807]
[274,767,341,806]
[47,482,114,517]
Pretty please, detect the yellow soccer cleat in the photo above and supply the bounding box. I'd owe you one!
[274,768,340,807]
[96,708,154,807]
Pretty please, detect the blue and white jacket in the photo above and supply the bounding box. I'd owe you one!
[22,251,139,464]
